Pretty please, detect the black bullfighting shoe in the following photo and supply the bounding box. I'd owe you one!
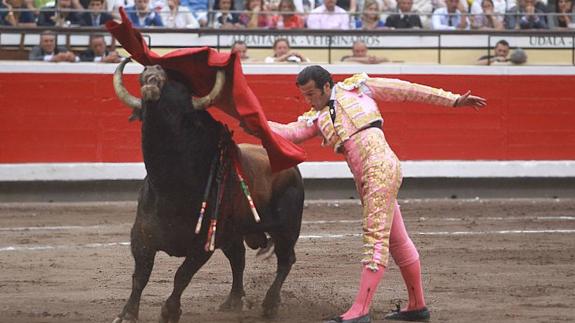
[324,314,371,323]
[384,307,430,322]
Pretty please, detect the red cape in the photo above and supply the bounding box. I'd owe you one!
[106,8,306,173]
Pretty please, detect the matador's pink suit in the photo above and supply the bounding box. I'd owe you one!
[269,73,459,271]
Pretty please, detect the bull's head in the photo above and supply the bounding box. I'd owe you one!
[113,58,226,120]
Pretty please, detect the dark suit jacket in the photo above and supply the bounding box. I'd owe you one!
[29,46,69,61]
[37,6,85,26]
[385,13,423,29]
[80,12,114,26]
[79,49,115,62]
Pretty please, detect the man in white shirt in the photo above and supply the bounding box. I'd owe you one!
[306,0,350,29]
[432,0,469,29]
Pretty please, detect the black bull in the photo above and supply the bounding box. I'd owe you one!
[112,60,305,323]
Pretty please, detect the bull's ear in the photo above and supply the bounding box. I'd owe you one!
[191,69,225,110]
[113,58,142,110]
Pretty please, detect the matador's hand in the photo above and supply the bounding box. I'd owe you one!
[455,91,487,111]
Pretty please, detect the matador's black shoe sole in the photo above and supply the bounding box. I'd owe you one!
[324,313,371,323]
[384,307,430,322]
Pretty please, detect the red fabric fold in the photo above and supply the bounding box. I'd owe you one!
[106,8,306,172]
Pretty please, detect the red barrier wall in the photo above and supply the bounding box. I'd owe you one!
[1,72,574,163]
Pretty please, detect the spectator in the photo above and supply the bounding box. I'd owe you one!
[160,0,199,27]
[269,0,305,28]
[505,0,547,29]
[185,0,208,26]
[37,0,85,26]
[432,0,469,29]
[212,0,242,28]
[337,0,356,12]
[264,38,309,63]
[548,0,574,28]
[472,0,504,29]
[306,0,350,29]
[126,0,164,27]
[412,0,433,28]
[80,34,122,63]
[341,40,389,64]
[106,0,134,19]
[239,0,270,28]
[1,0,37,26]
[355,0,386,29]
[386,0,423,28]
[231,40,254,61]
[80,0,113,26]
[29,31,78,62]
[477,39,510,65]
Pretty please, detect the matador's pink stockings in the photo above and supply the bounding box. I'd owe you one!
[390,203,426,311]
[341,203,425,319]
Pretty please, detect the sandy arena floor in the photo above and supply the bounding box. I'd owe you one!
[0,199,574,323]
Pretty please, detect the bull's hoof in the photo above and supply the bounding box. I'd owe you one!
[261,295,280,319]
[112,313,138,323]
[159,302,182,323]
[219,294,244,312]
[262,304,279,319]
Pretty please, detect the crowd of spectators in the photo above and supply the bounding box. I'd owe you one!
[1,0,573,29]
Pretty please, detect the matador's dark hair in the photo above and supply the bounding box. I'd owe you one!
[296,65,334,90]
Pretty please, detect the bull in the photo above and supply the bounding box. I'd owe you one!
[111,59,305,323]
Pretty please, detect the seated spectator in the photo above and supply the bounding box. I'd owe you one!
[80,0,113,26]
[239,0,270,28]
[477,39,510,65]
[412,0,433,28]
[471,0,504,29]
[231,40,254,61]
[106,0,134,19]
[306,0,350,29]
[341,40,389,64]
[184,0,208,26]
[355,0,386,29]
[386,0,423,28]
[161,0,199,27]
[212,0,242,28]
[126,0,164,27]
[264,38,309,63]
[505,0,547,29]
[269,0,305,28]
[37,0,84,26]
[432,0,469,29]
[80,34,122,63]
[549,0,574,28]
[1,0,37,26]
[29,31,78,62]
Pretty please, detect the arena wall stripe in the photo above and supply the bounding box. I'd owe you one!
[1,161,574,181]
[1,63,574,181]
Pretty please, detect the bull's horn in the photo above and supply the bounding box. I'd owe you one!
[113,58,142,110]
[192,69,225,110]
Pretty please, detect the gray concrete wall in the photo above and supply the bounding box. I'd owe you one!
[1,178,574,202]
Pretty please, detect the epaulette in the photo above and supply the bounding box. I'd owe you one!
[337,72,369,91]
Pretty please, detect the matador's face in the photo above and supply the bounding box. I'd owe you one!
[298,80,331,111]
